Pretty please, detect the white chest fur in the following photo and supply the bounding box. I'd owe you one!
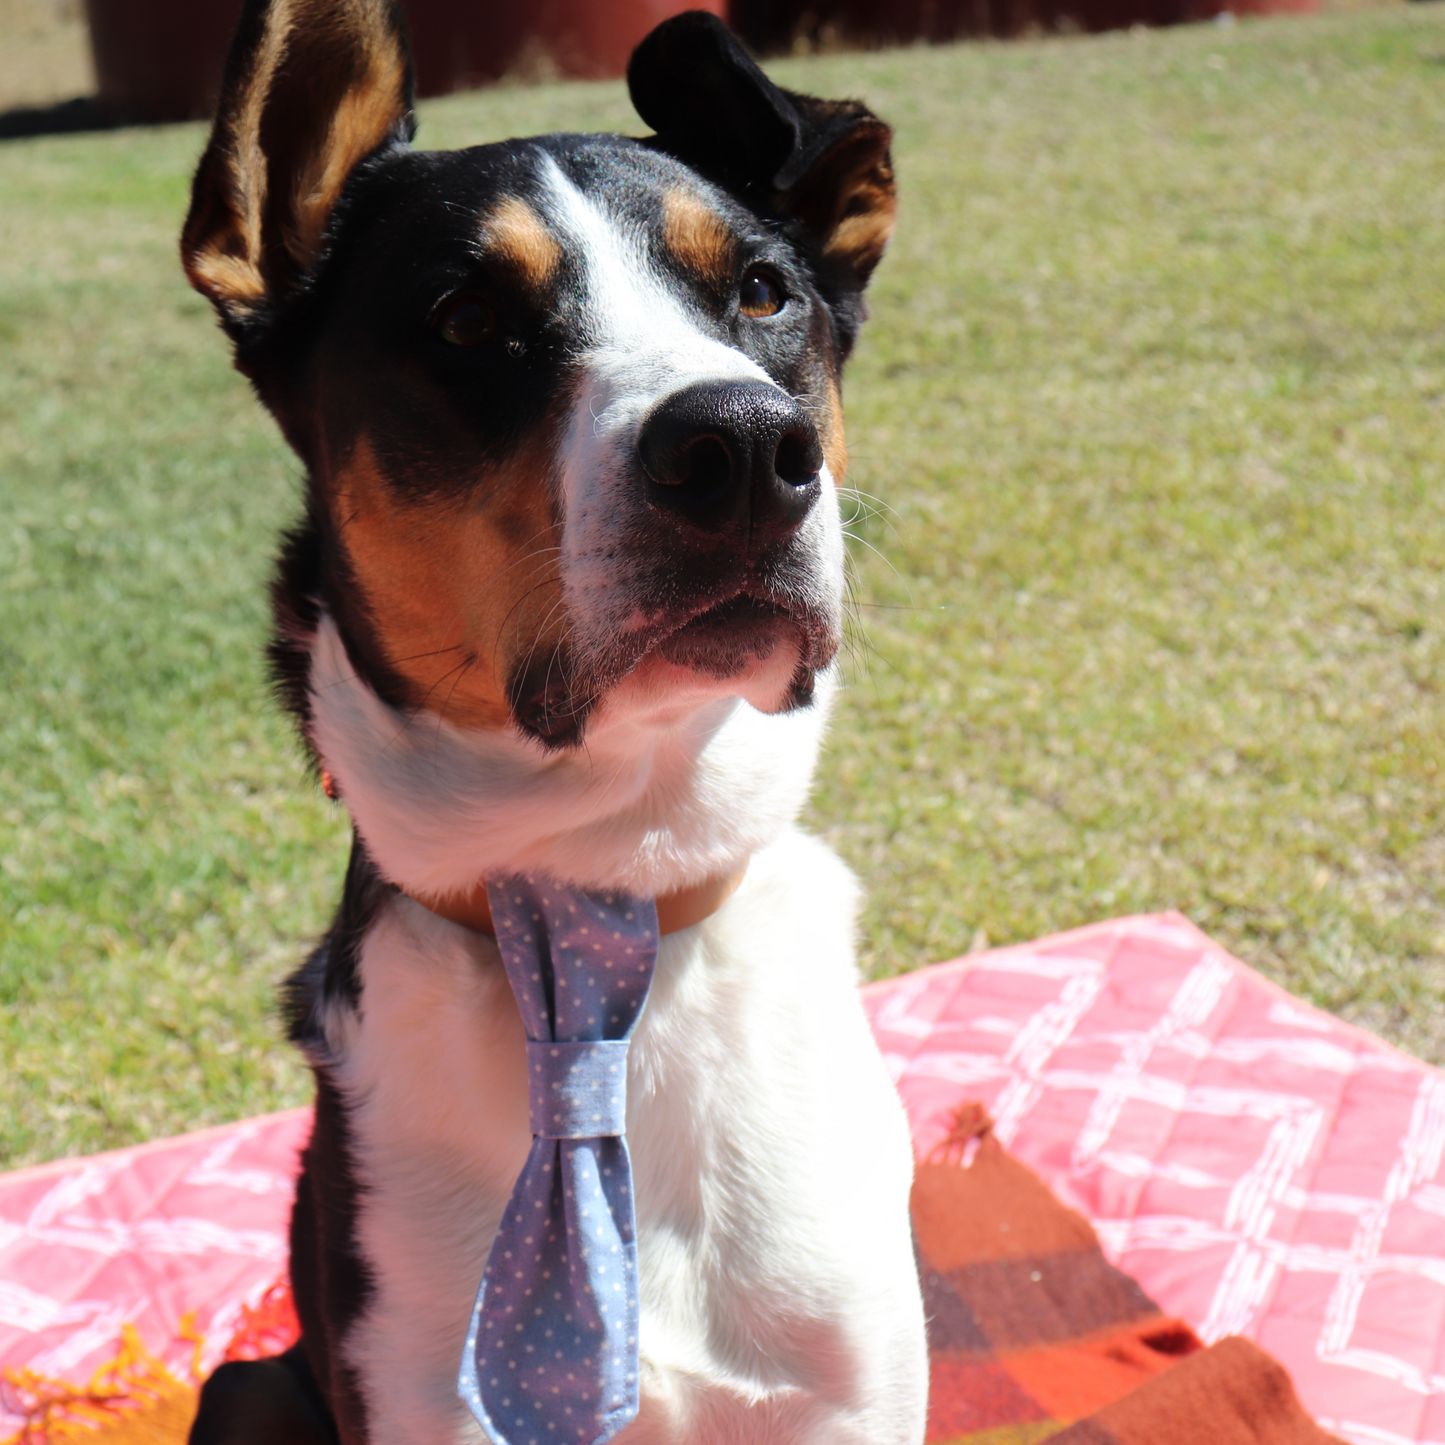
[328,829,928,1444]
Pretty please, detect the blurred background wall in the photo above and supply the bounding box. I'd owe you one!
[3,0,1332,128]
[84,0,726,123]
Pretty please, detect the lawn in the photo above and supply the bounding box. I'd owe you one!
[2,7,1443,1169]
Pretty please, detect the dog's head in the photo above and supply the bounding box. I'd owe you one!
[182,2,894,760]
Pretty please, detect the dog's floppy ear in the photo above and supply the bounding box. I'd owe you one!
[627,12,896,285]
[181,0,415,328]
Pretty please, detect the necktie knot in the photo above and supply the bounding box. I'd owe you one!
[528,1040,631,1139]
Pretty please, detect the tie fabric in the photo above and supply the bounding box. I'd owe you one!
[458,876,660,1445]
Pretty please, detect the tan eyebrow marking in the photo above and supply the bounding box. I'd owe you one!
[481,196,562,293]
[662,188,738,288]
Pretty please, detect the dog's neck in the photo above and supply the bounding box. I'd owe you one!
[410,868,748,938]
[305,613,832,902]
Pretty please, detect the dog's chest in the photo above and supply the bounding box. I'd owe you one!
[320,831,926,1444]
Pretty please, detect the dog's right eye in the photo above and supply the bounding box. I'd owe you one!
[436,296,496,346]
[738,268,786,319]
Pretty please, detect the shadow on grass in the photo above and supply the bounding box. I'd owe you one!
[0,96,135,141]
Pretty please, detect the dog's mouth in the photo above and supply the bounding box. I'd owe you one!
[653,594,799,675]
[508,588,835,750]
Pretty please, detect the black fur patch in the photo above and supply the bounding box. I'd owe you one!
[268,508,325,753]
[284,832,393,1031]
[280,834,392,1440]
[288,1076,373,1443]
[188,1342,338,1445]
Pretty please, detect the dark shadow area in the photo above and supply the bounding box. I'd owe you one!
[731,0,1213,45]
[0,96,134,141]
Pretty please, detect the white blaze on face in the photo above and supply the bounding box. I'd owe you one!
[537,155,846,690]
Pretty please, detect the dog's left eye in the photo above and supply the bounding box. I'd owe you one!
[436,296,496,346]
[738,268,786,319]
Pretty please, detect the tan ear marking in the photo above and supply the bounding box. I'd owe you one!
[181,0,413,319]
[289,39,410,268]
[825,205,896,274]
[481,198,563,294]
[186,245,271,309]
[662,189,737,289]
[777,118,897,284]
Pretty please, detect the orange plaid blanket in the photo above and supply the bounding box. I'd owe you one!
[914,1104,1339,1444]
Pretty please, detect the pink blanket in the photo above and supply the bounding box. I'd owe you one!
[4,913,1442,1444]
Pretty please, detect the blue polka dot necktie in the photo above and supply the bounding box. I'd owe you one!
[458,876,659,1445]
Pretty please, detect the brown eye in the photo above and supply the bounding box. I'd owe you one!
[437,296,496,346]
[738,268,785,319]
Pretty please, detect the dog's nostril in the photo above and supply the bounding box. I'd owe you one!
[639,423,734,495]
[774,430,823,489]
[677,435,732,494]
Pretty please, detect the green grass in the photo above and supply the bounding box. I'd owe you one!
[3,8,1444,1168]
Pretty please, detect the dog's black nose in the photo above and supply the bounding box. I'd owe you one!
[637,381,823,539]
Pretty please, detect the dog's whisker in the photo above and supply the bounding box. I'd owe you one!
[837,487,906,547]
[382,643,465,666]
[429,544,566,661]
[435,655,479,738]
[513,591,573,684]
[841,528,915,608]
[377,654,478,754]
[490,570,567,678]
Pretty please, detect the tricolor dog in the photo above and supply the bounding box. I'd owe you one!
[180,3,927,1441]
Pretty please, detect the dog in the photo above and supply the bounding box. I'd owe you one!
[180,4,926,1441]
